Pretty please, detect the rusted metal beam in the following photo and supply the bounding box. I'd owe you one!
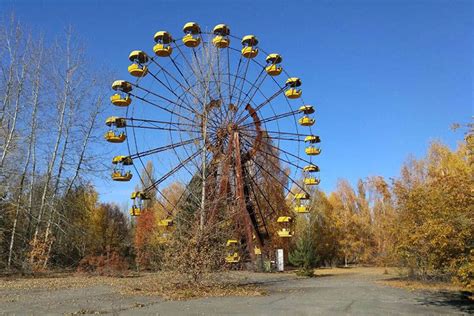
[233,131,261,264]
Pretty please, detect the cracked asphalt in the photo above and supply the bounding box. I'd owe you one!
[1,269,472,315]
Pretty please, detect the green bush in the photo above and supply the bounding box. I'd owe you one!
[289,234,317,277]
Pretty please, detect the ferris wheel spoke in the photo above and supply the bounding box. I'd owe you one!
[250,130,310,137]
[138,65,204,117]
[248,141,304,170]
[240,130,314,165]
[169,55,196,93]
[244,147,308,197]
[200,38,224,102]
[195,41,228,124]
[125,142,184,220]
[143,147,204,193]
[244,164,278,221]
[129,138,200,159]
[243,165,272,234]
[190,47,206,81]
[128,117,201,129]
[242,129,308,141]
[128,125,200,133]
[229,56,242,104]
[215,49,227,121]
[239,68,267,110]
[261,135,304,142]
[173,41,209,94]
[243,150,299,195]
[189,46,226,124]
[235,86,286,125]
[131,83,199,116]
[168,55,213,112]
[234,57,252,117]
[241,108,300,128]
[128,92,198,125]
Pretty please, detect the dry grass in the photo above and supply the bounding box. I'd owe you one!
[314,266,397,276]
[314,266,472,300]
[379,278,467,293]
[0,271,266,300]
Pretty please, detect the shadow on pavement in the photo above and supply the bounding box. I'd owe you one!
[418,290,473,314]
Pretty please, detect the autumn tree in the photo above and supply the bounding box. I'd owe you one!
[393,141,473,281]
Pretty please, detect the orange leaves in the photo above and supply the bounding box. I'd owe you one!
[134,209,158,270]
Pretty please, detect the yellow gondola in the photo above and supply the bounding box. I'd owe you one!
[304,135,321,143]
[285,77,302,98]
[299,105,314,114]
[304,177,321,186]
[153,31,173,57]
[305,146,321,156]
[112,80,132,93]
[112,170,132,182]
[111,155,133,181]
[294,205,309,213]
[299,116,315,126]
[110,93,131,107]
[265,65,282,76]
[277,216,293,237]
[128,50,149,77]
[303,164,319,172]
[225,253,240,263]
[265,53,283,76]
[182,22,201,47]
[104,130,126,143]
[286,77,302,87]
[294,192,310,200]
[128,64,148,77]
[225,239,240,263]
[112,155,133,165]
[241,35,258,58]
[129,50,149,63]
[131,191,150,200]
[277,228,293,237]
[158,219,173,227]
[212,24,230,48]
[266,53,282,64]
[213,23,230,35]
[285,88,302,99]
[105,116,126,128]
[129,191,150,216]
[130,205,141,216]
[110,80,132,106]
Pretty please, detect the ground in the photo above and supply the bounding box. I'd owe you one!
[0,267,472,315]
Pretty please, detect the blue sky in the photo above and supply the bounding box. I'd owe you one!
[2,0,472,204]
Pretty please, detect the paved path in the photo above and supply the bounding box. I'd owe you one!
[1,270,472,315]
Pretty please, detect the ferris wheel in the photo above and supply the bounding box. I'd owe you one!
[105,22,321,263]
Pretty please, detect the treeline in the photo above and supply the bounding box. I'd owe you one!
[0,16,111,271]
[292,138,473,287]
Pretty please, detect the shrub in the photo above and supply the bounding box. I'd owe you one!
[77,251,128,276]
[289,233,317,277]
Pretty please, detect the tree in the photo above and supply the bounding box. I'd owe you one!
[0,15,110,271]
[393,141,473,281]
[289,226,317,276]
